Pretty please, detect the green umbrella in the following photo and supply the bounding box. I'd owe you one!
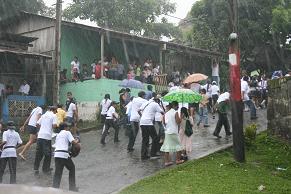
[163,88,202,103]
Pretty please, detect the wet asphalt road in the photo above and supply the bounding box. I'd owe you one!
[1,109,267,194]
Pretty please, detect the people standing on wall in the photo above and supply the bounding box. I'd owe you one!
[34,106,58,175]
[100,101,120,145]
[52,122,80,192]
[19,105,45,160]
[139,97,164,160]
[0,121,22,184]
[127,91,147,152]
[18,79,30,95]
[71,56,80,82]
[212,62,219,86]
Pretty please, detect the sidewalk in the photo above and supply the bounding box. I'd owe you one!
[13,109,267,194]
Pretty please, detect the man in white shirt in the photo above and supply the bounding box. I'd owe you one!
[18,80,30,95]
[19,105,44,160]
[0,121,22,184]
[127,91,147,152]
[258,75,268,108]
[241,76,257,119]
[212,63,219,86]
[34,106,57,175]
[52,122,79,192]
[139,98,164,160]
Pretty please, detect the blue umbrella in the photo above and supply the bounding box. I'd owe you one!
[119,79,144,89]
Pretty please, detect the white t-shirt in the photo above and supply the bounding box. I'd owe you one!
[258,80,267,90]
[130,97,147,122]
[212,63,219,76]
[71,61,80,73]
[211,85,220,96]
[155,101,168,122]
[28,107,43,127]
[106,106,116,119]
[37,111,58,140]
[140,101,163,126]
[164,109,179,134]
[54,130,75,159]
[67,103,77,118]
[241,80,250,101]
[19,84,30,95]
[101,99,112,115]
[1,129,22,158]
[203,84,212,98]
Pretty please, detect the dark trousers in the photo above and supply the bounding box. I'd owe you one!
[127,121,139,150]
[244,100,257,118]
[0,157,17,184]
[53,157,76,191]
[140,125,159,158]
[213,112,231,136]
[101,119,119,143]
[34,138,52,172]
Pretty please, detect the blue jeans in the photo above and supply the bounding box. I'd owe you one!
[244,100,256,118]
[198,106,208,125]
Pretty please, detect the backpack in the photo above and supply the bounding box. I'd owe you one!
[184,119,193,137]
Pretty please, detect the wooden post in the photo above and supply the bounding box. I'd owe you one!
[54,0,62,104]
[229,0,245,163]
[100,32,105,78]
[42,57,47,97]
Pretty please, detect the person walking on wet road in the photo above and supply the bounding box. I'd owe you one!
[34,106,57,175]
[161,101,184,166]
[213,92,232,138]
[100,101,120,145]
[0,121,22,184]
[127,91,147,152]
[19,105,44,160]
[52,122,80,192]
[241,76,257,120]
[139,97,164,160]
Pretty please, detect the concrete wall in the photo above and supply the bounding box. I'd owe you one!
[267,76,291,141]
[59,79,152,121]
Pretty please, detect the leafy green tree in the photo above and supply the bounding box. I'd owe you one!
[63,0,179,39]
[0,0,49,21]
[185,0,291,72]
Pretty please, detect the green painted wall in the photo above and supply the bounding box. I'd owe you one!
[61,25,101,78]
[59,78,154,104]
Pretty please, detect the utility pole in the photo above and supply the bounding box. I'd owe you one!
[54,0,62,104]
[228,0,245,162]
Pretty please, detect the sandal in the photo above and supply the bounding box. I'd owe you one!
[19,153,26,161]
[165,162,173,167]
[176,160,185,165]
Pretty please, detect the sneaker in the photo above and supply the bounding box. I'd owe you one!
[70,187,79,192]
[226,132,232,136]
[34,170,39,176]
[127,148,134,153]
[213,133,222,138]
[141,156,150,160]
[100,141,106,145]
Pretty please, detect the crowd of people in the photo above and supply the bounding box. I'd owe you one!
[0,67,284,191]
[60,56,162,84]
[0,92,80,192]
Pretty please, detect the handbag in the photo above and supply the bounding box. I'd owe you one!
[184,119,193,137]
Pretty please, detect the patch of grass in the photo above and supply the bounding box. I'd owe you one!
[120,133,291,194]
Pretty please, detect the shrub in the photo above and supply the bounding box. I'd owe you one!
[244,124,257,147]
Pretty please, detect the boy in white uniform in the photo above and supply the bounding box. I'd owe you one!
[53,122,79,192]
[34,106,57,175]
[0,121,22,184]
